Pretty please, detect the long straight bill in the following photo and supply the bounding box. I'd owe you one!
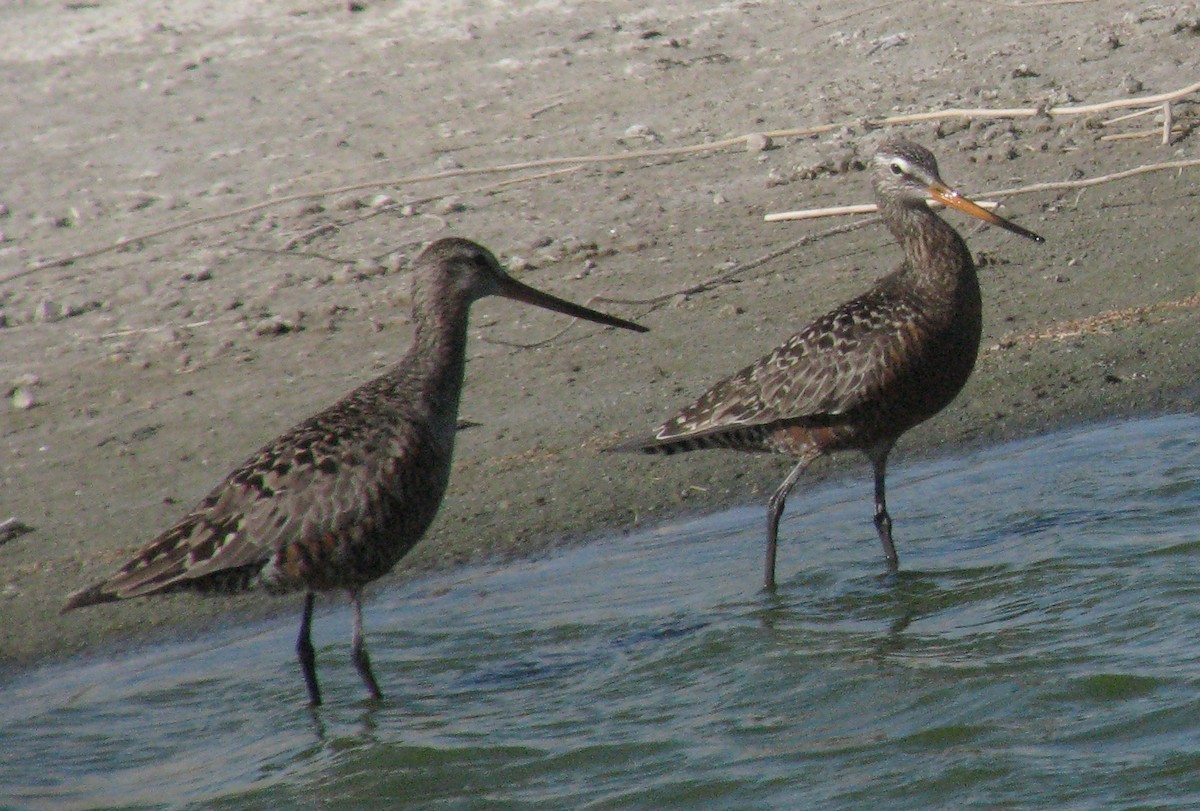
[928,183,1045,243]
[498,275,648,333]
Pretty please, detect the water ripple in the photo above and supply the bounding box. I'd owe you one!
[3,413,1200,810]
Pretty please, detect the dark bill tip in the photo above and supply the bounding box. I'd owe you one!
[499,276,648,332]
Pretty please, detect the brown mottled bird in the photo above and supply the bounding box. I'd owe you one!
[614,138,1044,590]
[63,237,647,706]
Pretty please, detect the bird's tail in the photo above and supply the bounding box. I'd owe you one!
[607,424,776,456]
[62,581,121,613]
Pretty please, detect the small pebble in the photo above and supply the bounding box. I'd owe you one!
[622,123,659,141]
[435,196,466,215]
[288,201,326,217]
[744,132,773,153]
[354,259,387,278]
[182,267,214,282]
[331,265,364,285]
[11,388,35,410]
[34,300,62,323]
[253,316,297,336]
[126,193,157,212]
[507,255,533,273]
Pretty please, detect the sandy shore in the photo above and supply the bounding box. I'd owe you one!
[2,0,1198,669]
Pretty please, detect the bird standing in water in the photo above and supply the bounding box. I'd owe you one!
[615,138,1044,590]
[64,237,647,705]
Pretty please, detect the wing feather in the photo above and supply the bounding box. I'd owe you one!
[64,391,442,609]
[648,281,923,443]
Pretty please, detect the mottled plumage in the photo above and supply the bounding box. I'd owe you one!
[64,237,647,705]
[616,138,1043,589]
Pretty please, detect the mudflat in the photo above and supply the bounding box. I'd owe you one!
[2,1,1197,667]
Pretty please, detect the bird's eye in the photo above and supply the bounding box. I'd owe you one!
[890,162,903,175]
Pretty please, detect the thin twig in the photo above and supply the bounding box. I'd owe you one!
[765,200,1000,222]
[528,97,568,119]
[9,80,1200,283]
[593,219,874,309]
[986,157,1200,197]
[235,246,356,265]
[280,223,340,250]
[280,164,586,252]
[872,79,1200,125]
[988,294,1200,350]
[97,319,214,340]
[1102,107,1158,126]
[808,0,906,29]
[765,157,1200,222]
[480,321,579,349]
[481,226,874,351]
[1100,128,1187,143]
[981,0,1097,6]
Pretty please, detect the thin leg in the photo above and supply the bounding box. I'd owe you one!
[870,448,899,571]
[350,590,383,701]
[297,592,322,707]
[765,451,819,591]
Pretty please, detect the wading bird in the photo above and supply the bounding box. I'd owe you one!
[64,237,647,705]
[614,138,1044,590]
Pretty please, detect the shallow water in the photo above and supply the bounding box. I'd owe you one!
[3,414,1200,810]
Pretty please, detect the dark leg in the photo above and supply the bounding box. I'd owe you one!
[297,592,322,707]
[350,590,383,701]
[765,451,819,591]
[869,448,899,570]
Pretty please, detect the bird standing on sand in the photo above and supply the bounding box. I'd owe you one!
[614,137,1044,590]
[64,237,647,706]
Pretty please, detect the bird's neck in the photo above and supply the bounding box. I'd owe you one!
[390,297,474,431]
[885,202,977,294]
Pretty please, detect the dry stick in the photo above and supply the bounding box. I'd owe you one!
[482,224,868,347]
[1163,101,1174,145]
[808,0,906,29]
[235,245,355,265]
[1101,128,1187,143]
[11,80,1200,284]
[279,164,586,253]
[4,165,585,282]
[982,0,1097,6]
[984,157,1200,198]
[765,157,1200,222]
[1102,107,1159,126]
[483,221,875,351]
[4,144,756,281]
[987,294,1200,350]
[97,319,214,340]
[766,200,1001,223]
[870,78,1200,125]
